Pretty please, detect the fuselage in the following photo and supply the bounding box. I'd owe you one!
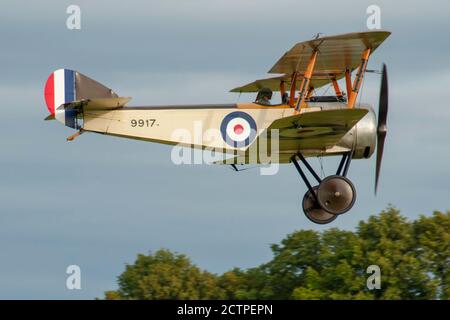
[80,102,376,164]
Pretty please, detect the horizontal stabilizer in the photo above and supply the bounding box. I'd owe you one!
[84,97,131,110]
[63,97,131,111]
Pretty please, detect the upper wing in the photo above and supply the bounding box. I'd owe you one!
[269,30,391,74]
[230,30,391,93]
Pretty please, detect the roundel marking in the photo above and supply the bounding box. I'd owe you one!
[220,111,257,148]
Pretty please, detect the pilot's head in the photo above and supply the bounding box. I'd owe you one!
[257,87,273,101]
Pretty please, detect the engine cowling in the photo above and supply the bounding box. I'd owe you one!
[337,106,377,159]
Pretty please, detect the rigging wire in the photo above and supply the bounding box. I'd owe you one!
[317,155,325,178]
[236,91,242,103]
[357,74,366,107]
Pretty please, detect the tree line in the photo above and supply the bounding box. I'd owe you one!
[104,207,449,300]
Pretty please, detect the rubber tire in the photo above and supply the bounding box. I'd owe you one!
[316,175,356,215]
[302,186,338,224]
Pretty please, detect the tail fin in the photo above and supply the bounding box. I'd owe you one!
[44,69,124,128]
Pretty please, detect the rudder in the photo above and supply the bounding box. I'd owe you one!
[44,69,118,128]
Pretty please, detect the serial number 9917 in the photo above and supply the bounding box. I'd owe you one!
[130,119,158,127]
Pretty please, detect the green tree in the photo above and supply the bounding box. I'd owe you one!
[105,209,450,300]
[413,211,450,299]
[264,230,322,299]
[105,249,224,299]
[218,267,273,299]
[357,207,437,299]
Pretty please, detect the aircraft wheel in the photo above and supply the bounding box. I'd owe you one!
[317,175,356,215]
[302,186,337,224]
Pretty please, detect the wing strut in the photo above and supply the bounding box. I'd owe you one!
[279,80,286,102]
[345,69,352,101]
[348,48,371,108]
[332,78,344,100]
[289,72,298,107]
[295,50,318,111]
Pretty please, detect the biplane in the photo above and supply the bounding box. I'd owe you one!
[44,30,390,224]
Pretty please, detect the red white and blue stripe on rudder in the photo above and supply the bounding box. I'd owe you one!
[44,69,78,128]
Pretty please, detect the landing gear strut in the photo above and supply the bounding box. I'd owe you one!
[291,152,357,224]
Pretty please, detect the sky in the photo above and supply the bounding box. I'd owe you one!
[1,0,450,299]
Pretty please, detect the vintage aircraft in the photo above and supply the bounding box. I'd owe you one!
[44,30,390,224]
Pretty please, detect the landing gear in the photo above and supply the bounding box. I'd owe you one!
[302,186,337,224]
[292,152,357,224]
[317,175,356,215]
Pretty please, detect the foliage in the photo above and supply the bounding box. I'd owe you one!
[105,249,224,299]
[105,208,449,300]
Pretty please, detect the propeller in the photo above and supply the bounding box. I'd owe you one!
[375,64,388,194]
